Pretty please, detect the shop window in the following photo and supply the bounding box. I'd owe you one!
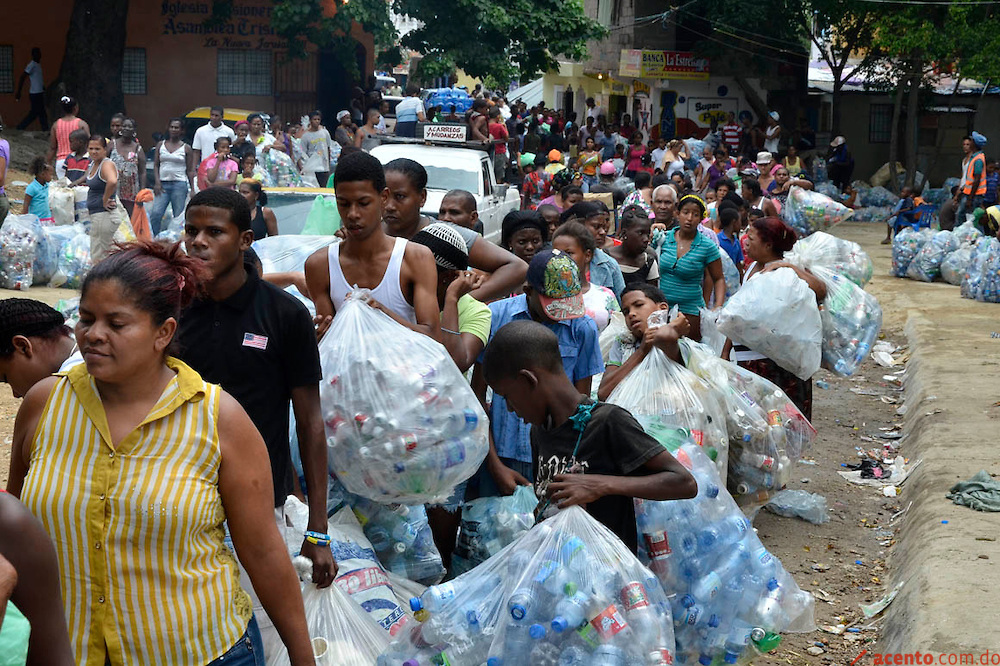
[597,0,613,26]
[122,47,147,95]
[217,50,273,96]
[0,46,12,94]
[869,103,893,144]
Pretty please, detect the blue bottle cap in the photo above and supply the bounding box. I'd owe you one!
[700,655,714,665]
[409,597,423,612]
[767,578,779,591]
[681,593,696,608]
[724,651,740,664]
[486,659,501,666]
[509,604,527,621]
[529,623,547,639]
[551,616,569,633]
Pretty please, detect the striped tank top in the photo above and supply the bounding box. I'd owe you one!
[53,117,84,160]
[20,357,252,666]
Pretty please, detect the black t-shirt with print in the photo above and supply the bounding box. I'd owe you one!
[531,399,664,553]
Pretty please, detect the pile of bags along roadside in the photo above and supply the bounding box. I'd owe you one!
[241,215,884,663]
[0,179,177,292]
[891,218,1000,303]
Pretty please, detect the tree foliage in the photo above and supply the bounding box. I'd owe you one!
[395,0,605,83]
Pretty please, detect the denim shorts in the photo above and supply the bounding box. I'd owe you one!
[206,617,265,666]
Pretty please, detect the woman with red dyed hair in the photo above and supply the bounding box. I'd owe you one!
[8,241,315,666]
[723,217,827,419]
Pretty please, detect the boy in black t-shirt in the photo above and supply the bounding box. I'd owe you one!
[482,319,697,552]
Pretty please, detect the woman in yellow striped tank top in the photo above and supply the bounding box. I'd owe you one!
[7,242,315,666]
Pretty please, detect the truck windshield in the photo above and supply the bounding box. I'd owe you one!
[424,164,481,194]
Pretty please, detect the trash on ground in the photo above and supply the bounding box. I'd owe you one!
[860,581,904,618]
[946,470,1000,512]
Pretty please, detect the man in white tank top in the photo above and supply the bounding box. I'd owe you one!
[304,152,442,342]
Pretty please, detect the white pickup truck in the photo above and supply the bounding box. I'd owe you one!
[370,141,520,245]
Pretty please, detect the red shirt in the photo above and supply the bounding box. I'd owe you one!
[722,123,741,153]
[489,122,509,155]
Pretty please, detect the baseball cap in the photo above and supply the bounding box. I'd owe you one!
[526,250,584,321]
[548,149,563,163]
[336,110,351,122]
[830,136,846,147]
[769,111,780,121]
[599,161,616,175]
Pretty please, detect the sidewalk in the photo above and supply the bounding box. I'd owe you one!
[837,223,1000,652]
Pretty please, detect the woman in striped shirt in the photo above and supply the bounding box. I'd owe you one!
[8,242,315,666]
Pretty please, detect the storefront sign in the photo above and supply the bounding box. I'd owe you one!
[161,1,286,50]
[687,97,738,127]
[619,49,642,78]
[632,80,651,97]
[620,50,710,80]
[607,80,629,96]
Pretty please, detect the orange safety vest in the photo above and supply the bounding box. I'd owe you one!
[963,152,987,196]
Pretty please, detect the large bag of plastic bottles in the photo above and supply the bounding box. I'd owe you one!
[960,238,995,299]
[319,290,489,504]
[379,505,678,666]
[859,185,899,208]
[252,234,338,274]
[48,183,76,226]
[906,230,957,282]
[781,186,853,238]
[920,185,950,205]
[849,206,891,223]
[605,314,730,478]
[680,340,816,513]
[270,580,390,666]
[637,443,815,664]
[154,213,186,243]
[813,159,828,183]
[785,231,874,288]
[699,307,726,356]
[348,495,447,586]
[0,214,39,290]
[49,229,92,289]
[808,265,883,377]
[283,496,415,637]
[719,249,741,298]
[452,485,538,576]
[717,267,823,380]
[974,246,1000,303]
[953,221,982,247]
[941,246,973,286]
[32,220,81,286]
[890,227,933,277]
[813,182,841,200]
[260,147,304,187]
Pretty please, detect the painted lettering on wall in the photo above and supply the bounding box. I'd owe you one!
[161,1,286,49]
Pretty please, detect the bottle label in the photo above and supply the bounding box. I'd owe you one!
[690,429,705,446]
[643,530,671,558]
[620,582,650,610]
[767,410,783,426]
[680,604,701,625]
[589,604,629,639]
[648,648,675,665]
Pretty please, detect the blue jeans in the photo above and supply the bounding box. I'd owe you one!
[149,180,189,235]
[206,617,265,666]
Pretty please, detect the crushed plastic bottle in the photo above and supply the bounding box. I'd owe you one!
[765,490,830,524]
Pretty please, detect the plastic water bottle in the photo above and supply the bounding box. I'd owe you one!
[551,590,590,632]
[590,645,628,666]
[690,544,750,602]
[558,645,588,666]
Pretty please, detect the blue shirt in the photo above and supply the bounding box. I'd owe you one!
[716,230,744,267]
[589,249,626,300]
[479,294,604,463]
[25,179,51,219]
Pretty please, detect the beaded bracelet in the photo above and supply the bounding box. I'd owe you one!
[304,530,332,547]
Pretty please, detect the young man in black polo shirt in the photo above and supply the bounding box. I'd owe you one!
[177,187,335,652]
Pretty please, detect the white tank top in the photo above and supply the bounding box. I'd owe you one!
[158,141,188,181]
[732,260,766,362]
[327,237,416,324]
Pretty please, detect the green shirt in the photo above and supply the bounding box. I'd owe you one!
[0,601,29,666]
[455,294,492,345]
[658,228,721,315]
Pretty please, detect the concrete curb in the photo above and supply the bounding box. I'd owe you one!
[879,312,1000,653]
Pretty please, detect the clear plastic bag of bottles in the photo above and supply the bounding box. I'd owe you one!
[347,493,447,586]
[974,244,1000,304]
[680,340,816,513]
[155,213,186,244]
[452,485,538,576]
[891,227,933,277]
[699,307,726,356]
[717,267,823,380]
[270,580,390,666]
[319,290,489,504]
[49,230,92,289]
[785,230,874,288]
[813,181,841,200]
[636,444,815,665]
[605,315,730,479]
[808,265,883,377]
[765,490,829,524]
[941,246,973,286]
[719,249,741,299]
[379,505,677,666]
[0,214,39,290]
[906,230,957,282]
[32,220,80,286]
[781,186,853,237]
[953,221,982,247]
[252,234,339,274]
[859,185,899,208]
[961,237,998,300]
